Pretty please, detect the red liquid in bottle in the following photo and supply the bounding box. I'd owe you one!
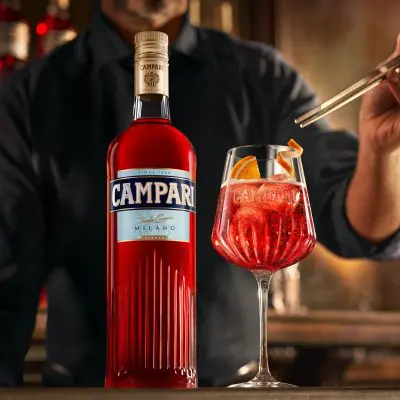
[106,31,197,388]
[0,0,29,79]
[212,180,316,271]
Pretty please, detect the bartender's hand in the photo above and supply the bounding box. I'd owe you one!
[359,34,400,153]
[346,34,400,242]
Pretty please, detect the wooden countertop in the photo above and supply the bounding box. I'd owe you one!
[2,388,400,400]
[34,310,400,347]
[28,311,400,388]
[268,310,400,347]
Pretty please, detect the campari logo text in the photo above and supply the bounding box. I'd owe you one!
[110,176,196,213]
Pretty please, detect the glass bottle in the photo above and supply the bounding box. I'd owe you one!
[106,31,197,389]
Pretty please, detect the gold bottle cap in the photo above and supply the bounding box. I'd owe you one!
[135,31,168,46]
[134,31,168,62]
[134,31,169,96]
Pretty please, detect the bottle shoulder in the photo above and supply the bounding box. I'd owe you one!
[110,119,195,154]
[107,119,196,176]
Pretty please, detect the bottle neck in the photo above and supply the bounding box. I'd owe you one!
[133,94,170,121]
[133,48,170,122]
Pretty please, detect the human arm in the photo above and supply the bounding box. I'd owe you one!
[346,35,400,242]
[0,77,45,385]
[263,47,400,259]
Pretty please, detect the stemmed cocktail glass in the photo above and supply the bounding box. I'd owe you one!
[212,144,316,388]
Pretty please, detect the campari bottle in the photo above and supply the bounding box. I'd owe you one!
[106,31,197,388]
[0,0,29,80]
[36,0,76,56]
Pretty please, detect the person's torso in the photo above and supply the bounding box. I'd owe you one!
[27,28,274,386]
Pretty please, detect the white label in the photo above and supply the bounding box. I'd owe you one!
[111,169,195,243]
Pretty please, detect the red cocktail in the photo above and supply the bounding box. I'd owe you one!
[211,143,316,388]
[212,179,315,271]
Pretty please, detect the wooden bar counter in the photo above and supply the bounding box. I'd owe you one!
[29,310,400,387]
[1,388,400,400]
[33,310,400,346]
[268,310,400,347]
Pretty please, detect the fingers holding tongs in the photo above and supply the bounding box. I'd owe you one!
[294,55,400,128]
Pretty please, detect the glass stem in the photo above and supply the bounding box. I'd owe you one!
[254,271,274,380]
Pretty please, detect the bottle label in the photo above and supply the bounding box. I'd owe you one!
[42,29,77,54]
[134,58,169,97]
[110,168,195,243]
[0,22,29,60]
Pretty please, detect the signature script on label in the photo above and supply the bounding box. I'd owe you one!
[137,214,175,224]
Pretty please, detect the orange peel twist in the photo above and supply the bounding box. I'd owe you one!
[275,139,303,176]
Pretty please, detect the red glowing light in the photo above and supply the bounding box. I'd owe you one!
[36,23,48,36]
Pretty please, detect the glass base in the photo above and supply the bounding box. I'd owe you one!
[228,375,296,389]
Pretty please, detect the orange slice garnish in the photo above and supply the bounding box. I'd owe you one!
[287,139,303,156]
[276,152,292,174]
[230,155,261,179]
[276,139,303,175]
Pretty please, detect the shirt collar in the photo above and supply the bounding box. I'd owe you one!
[89,8,201,71]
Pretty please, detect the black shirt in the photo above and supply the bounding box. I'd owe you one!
[0,10,398,386]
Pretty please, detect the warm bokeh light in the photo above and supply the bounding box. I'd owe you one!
[36,22,48,36]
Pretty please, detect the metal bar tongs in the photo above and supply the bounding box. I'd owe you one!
[295,55,400,128]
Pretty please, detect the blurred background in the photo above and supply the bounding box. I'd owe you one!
[3,0,400,388]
